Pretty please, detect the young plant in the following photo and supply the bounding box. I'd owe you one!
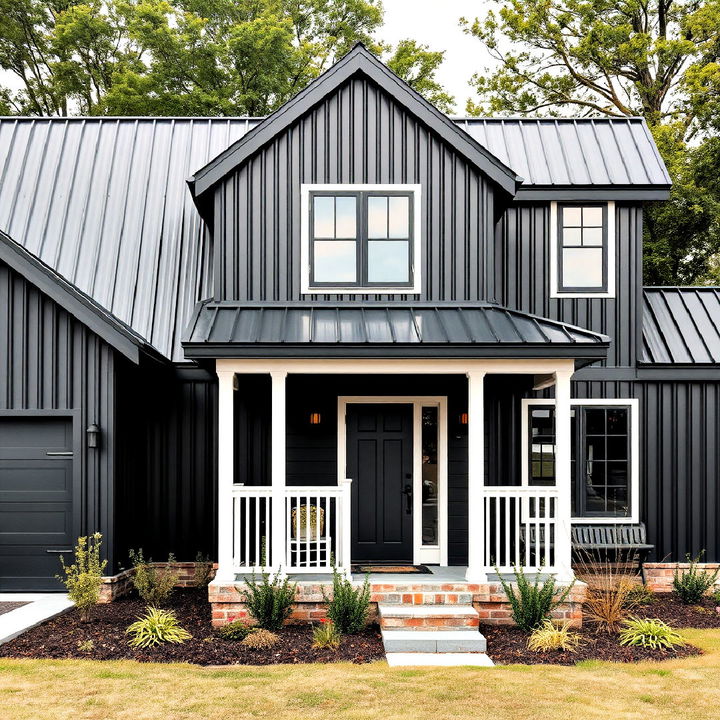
[673,552,719,604]
[76,639,95,652]
[241,572,296,631]
[623,582,655,608]
[312,619,341,650]
[619,617,685,651]
[498,565,574,632]
[193,552,214,589]
[57,533,108,622]
[216,619,252,641]
[129,549,178,606]
[126,607,192,648]
[527,620,585,653]
[324,567,370,634]
[242,628,279,649]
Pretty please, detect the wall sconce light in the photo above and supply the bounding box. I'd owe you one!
[86,423,100,448]
[459,413,468,425]
[309,413,322,425]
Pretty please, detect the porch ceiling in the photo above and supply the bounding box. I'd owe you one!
[183,302,609,365]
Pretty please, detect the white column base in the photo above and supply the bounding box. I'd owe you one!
[465,566,488,584]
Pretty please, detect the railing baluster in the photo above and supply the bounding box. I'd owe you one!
[504,495,511,571]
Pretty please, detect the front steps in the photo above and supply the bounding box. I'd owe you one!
[378,602,492,666]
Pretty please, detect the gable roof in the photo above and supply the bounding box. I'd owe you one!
[0,230,156,364]
[188,44,522,199]
[642,287,720,365]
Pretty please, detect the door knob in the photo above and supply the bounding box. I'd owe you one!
[402,483,412,514]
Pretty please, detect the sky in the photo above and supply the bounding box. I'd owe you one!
[381,0,495,115]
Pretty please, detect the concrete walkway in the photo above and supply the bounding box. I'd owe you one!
[0,594,74,645]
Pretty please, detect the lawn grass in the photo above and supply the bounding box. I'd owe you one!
[1,629,719,720]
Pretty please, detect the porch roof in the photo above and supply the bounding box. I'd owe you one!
[183,302,609,364]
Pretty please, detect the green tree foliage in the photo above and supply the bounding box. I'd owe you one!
[0,0,453,116]
[462,0,720,285]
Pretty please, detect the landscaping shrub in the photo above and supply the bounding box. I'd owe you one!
[57,533,107,622]
[673,552,719,604]
[312,619,341,650]
[242,628,279,649]
[216,620,251,641]
[619,617,685,651]
[324,567,370,634]
[193,552,214,589]
[241,572,296,631]
[126,607,192,648]
[623,582,655,608]
[129,549,178,606]
[76,639,95,652]
[527,620,584,653]
[498,565,573,632]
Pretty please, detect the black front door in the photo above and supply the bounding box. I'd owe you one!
[346,404,413,563]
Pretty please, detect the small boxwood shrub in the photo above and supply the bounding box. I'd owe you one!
[216,619,252,641]
[129,549,178,606]
[57,533,107,622]
[673,552,719,604]
[498,565,574,632]
[126,607,192,648]
[324,567,370,634]
[241,572,296,631]
[527,620,584,653]
[242,628,279,649]
[619,617,685,651]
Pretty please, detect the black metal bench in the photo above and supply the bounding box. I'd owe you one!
[572,523,654,582]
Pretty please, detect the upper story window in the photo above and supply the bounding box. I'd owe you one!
[551,201,615,298]
[301,184,421,294]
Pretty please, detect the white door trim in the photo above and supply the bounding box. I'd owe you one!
[337,396,448,566]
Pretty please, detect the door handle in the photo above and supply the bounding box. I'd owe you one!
[403,483,412,514]
[46,549,72,554]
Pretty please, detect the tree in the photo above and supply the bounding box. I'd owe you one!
[462,0,720,285]
[0,0,454,116]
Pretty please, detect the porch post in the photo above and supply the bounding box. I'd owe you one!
[270,370,287,574]
[554,368,574,581]
[215,369,236,584]
[466,370,487,583]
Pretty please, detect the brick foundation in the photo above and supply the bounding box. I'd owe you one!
[99,561,216,603]
[208,578,586,628]
[644,562,720,593]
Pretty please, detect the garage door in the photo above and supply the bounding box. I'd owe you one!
[0,417,74,591]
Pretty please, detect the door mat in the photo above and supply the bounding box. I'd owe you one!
[351,565,432,574]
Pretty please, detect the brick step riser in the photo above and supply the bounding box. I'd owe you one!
[371,593,474,605]
[380,617,480,630]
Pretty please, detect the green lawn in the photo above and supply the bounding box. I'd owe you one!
[2,629,719,720]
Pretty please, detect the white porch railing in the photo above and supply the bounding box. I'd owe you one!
[481,487,560,574]
[231,479,352,576]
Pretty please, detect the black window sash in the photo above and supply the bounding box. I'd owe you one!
[557,203,608,293]
[309,190,414,288]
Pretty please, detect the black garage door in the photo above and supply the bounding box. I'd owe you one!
[0,417,74,591]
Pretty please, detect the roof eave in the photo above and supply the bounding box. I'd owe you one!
[514,185,672,202]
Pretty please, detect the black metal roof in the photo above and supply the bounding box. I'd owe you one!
[642,287,720,365]
[183,302,610,362]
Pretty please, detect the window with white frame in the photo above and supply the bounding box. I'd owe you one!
[552,202,614,297]
[524,399,638,521]
[301,185,421,293]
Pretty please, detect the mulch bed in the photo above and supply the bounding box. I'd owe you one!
[0,589,384,666]
[0,602,28,616]
[483,593,714,666]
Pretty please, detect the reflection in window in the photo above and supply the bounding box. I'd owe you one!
[421,407,438,546]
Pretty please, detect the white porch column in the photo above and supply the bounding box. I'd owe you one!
[554,368,574,581]
[270,371,287,574]
[466,370,487,583]
[215,370,236,583]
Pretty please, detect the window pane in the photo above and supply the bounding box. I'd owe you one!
[313,240,356,282]
[335,197,356,238]
[422,406,438,546]
[583,227,603,246]
[388,196,410,238]
[367,196,388,238]
[607,408,628,434]
[313,196,335,238]
[563,207,582,226]
[563,227,582,246]
[562,247,603,288]
[585,409,605,435]
[368,240,409,283]
[583,206,603,226]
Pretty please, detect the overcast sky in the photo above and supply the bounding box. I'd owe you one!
[381,0,493,114]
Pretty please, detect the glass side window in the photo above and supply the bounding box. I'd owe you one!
[528,404,631,518]
[309,190,414,288]
[421,406,438,546]
[557,204,607,292]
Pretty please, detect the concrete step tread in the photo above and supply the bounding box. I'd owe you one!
[381,628,487,653]
[378,603,478,618]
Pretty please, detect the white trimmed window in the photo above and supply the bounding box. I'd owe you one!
[301,184,421,294]
[521,398,639,523]
[550,201,615,298]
